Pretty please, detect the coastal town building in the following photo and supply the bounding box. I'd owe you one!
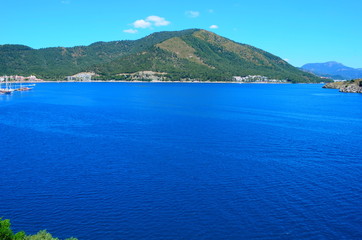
[233,75,287,83]
[0,75,43,82]
[67,72,95,81]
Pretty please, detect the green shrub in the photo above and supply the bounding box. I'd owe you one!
[0,218,77,240]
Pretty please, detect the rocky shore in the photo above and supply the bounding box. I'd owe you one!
[323,79,362,93]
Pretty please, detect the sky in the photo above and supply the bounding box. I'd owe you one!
[1,0,362,68]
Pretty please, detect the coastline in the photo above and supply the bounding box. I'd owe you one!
[15,80,299,84]
[323,79,362,93]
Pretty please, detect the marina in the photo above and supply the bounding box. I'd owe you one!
[0,76,35,94]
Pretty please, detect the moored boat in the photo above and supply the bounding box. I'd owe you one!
[0,89,15,94]
[15,87,32,91]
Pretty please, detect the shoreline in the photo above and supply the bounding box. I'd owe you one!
[3,80,324,84]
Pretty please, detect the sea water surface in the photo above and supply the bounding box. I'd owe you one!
[0,83,361,239]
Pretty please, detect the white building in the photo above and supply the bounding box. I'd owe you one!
[233,75,286,83]
[67,72,94,81]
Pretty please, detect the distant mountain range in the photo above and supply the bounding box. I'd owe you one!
[301,61,362,80]
[0,29,325,83]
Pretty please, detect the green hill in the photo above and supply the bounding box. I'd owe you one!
[0,29,327,83]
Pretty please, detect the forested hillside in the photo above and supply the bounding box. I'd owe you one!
[0,29,326,83]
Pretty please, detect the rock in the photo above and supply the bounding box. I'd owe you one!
[339,84,362,93]
[323,79,362,93]
[322,82,341,89]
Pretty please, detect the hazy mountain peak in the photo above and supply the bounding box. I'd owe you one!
[301,62,362,80]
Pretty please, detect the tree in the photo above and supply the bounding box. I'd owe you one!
[0,218,77,240]
[0,218,26,240]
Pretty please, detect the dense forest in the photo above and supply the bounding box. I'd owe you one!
[0,29,327,83]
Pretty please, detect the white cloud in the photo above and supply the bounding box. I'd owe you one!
[133,19,152,29]
[210,25,219,29]
[185,11,200,18]
[146,16,170,26]
[123,29,138,34]
[61,0,70,4]
[283,58,290,62]
[130,16,170,30]
[208,9,214,13]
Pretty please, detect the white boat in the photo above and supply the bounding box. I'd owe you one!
[0,88,15,94]
[0,76,14,94]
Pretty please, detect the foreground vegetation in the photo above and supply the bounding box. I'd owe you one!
[0,218,77,240]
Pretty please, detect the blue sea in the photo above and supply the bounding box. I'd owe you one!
[1,83,361,240]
